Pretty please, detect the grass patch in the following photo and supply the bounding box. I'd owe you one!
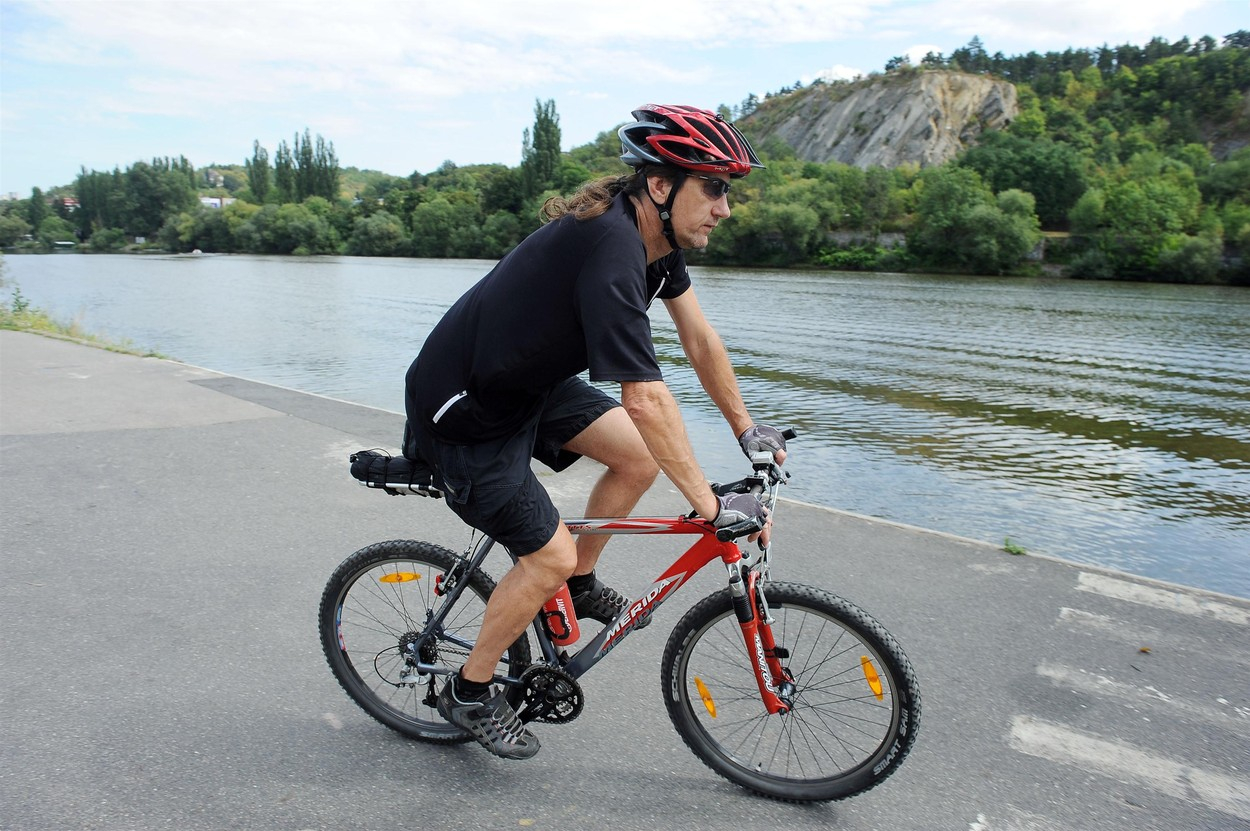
[1,283,168,359]
[1003,537,1028,556]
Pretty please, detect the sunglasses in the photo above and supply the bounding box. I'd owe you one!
[689,174,731,200]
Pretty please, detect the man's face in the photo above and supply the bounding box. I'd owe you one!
[655,173,733,250]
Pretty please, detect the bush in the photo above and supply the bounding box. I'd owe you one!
[1156,234,1223,283]
[89,227,127,252]
[347,211,408,256]
[907,168,1042,274]
[816,245,885,271]
[1067,247,1116,280]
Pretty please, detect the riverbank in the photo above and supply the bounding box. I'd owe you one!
[0,284,167,357]
[6,244,1249,286]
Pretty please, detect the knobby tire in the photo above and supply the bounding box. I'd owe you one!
[660,581,920,802]
[318,539,531,742]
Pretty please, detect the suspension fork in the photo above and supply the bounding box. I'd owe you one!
[727,564,791,714]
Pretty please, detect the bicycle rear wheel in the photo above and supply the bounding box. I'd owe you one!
[661,581,920,802]
[318,539,531,742]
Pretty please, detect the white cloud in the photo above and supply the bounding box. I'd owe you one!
[889,0,1223,49]
[807,64,866,83]
[906,44,946,63]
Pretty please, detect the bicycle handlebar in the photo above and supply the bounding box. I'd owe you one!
[711,426,797,542]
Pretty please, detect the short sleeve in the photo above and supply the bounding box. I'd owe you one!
[576,234,665,383]
[656,250,691,300]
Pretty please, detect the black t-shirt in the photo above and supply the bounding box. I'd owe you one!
[408,192,690,442]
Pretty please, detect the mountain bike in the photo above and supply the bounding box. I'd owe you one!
[319,433,920,802]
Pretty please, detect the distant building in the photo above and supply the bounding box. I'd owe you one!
[199,196,237,209]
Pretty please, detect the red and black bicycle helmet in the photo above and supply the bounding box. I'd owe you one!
[619,104,764,178]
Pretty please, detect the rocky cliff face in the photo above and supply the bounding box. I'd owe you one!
[742,70,1019,169]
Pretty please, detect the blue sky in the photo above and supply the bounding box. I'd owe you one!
[1,0,1246,196]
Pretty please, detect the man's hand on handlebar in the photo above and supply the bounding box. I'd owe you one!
[738,424,788,465]
[712,492,773,546]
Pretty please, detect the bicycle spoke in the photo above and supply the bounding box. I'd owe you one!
[664,583,918,800]
[320,541,532,743]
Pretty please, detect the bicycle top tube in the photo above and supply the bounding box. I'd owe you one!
[529,518,746,679]
[562,515,715,536]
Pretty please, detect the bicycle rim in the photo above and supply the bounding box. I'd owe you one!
[665,582,919,801]
[319,540,530,742]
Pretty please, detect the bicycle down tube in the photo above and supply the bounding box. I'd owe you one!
[477,513,791,715]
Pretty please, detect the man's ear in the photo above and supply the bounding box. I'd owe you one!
[646,174,673,204]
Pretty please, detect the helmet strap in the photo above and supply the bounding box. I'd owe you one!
[648,172,686,249]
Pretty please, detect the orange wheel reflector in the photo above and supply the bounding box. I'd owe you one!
[694,676,717,718]
[861,656,884,700]
[378,572,421,583]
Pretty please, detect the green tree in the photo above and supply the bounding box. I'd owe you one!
[1157,234,1223,282]
[244,140,271,203]
[409,193,481,258]
[26,187,49,230]
[1079,154,1204,277]
[958,132,1088,227]
[1068,188,1106,234]
[0,211,32,246]
[124,159,197,236]
[521,99,562,199]
[74,167,126,236]
[273,141,296,203]
[288,129,339,201]
[714,200,822,266]
[480,210,523,258]
[88,227,127,252]
[265,201,339,254]
[36,215,76,249]
[347,211,408,256]
[480,166,525,214]
[569,128,629,176]
[1009,87,1047,138]
[907,167,1041,274]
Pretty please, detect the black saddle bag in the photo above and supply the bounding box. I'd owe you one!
[348,449,443,498]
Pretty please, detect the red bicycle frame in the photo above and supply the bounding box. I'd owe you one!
[486,513,791,715]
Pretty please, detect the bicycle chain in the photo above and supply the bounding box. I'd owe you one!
[517,664,584,724]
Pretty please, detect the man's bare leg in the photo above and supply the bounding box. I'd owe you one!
[459,524,576,683]
[460,407,656,683]
[562,407,659,576]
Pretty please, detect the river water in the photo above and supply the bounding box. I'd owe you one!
[4,253,1248,598]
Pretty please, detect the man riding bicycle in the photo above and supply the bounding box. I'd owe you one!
[403,104,787,759]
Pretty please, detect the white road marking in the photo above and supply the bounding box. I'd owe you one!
[1076,573,1250,625]
[1036,662,1249,732]
[1009,715,1250,822]
[1056,607,1250,669]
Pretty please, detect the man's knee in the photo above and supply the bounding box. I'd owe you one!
[613,451,660,490]
[519,525,578,588]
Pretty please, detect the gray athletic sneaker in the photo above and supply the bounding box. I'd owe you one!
[436,680,540,760]
[571,578,651,629]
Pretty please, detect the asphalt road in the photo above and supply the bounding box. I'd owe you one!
[2,330,1247,831]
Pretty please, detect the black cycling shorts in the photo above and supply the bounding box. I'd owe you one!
[407,377,619,556]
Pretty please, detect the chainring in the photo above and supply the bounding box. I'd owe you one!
[518,664,584,724]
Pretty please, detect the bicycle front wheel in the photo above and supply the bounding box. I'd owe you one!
[318,539,531,742]
[661,581,920,802]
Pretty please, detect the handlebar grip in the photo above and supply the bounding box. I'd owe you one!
[715,517,764,543]
[781,426,799,440]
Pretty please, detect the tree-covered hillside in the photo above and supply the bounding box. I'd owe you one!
[2,32,1247,284]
